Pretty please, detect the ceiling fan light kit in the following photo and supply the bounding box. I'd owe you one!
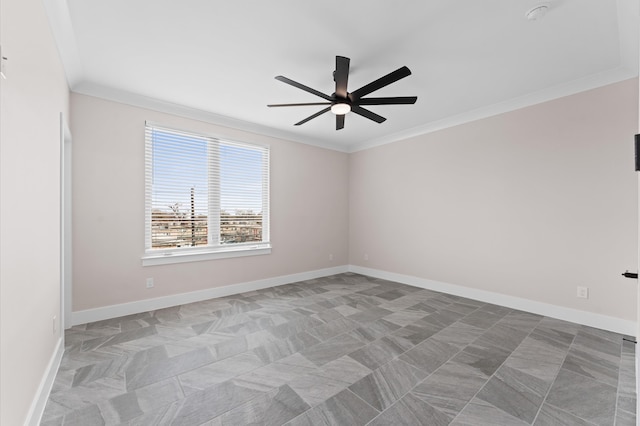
[330,103,351,115]
[268,56,417,130]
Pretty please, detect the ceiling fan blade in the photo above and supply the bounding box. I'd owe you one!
[357,96,417,105]
[294,107,332,126]
[268,102,332,107]
[349,66,412,100]
[275,76,333,101]
[336,114,345,130]
[334,56,350,99]
[351,105,386,123]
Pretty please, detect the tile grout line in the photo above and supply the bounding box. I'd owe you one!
[537,402,600,426]
[125,311,337,423]
[166,281,392,425]
[363,302,492,425]
[529,325,623,426]
[357,298,519,424]
[358,303,493,424]
[447,312,545,425]
[51,282,480,422]
[345,387,386,423]
[614,337,638,422]
[45,275,634,425]
[528,328,577,425]
[613,336,625,425]
[292,290,476,425]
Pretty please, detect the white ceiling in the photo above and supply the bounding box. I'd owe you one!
[44,0,639,152]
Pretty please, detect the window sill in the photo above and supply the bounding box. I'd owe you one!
[142,244,271,266]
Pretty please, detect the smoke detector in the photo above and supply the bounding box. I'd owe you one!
[526,4,550,21]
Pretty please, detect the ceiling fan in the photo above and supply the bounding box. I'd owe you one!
[268,56,417,130]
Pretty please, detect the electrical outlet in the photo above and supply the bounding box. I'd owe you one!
[577,286,589,299]
[328,253,333,261]
[364,253,369,261]
[146,277,154,289]
[52,315,57,334]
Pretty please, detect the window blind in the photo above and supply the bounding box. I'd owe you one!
[144,123,270,254]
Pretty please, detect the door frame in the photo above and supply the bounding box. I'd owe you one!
[60,113,72,329]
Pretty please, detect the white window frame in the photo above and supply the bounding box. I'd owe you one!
[142,122,270,266]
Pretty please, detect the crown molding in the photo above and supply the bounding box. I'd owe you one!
[75,65,638,155]
[72,82,350,153]
[45,0,639,154]
[349,66,638,153]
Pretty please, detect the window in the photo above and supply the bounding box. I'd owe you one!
[143,122,270,265]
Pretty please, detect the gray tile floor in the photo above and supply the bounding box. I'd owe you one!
[41,273,636,425]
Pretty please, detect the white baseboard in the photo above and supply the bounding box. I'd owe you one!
[26,337,64,426]
[349,265,636,336]
[71,264,635,336]
[71,265,349,326]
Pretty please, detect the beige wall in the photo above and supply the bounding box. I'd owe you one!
[73,80,638,323]
[70,94,349,311]
[0,0,70,423]
[350,79,639,321]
